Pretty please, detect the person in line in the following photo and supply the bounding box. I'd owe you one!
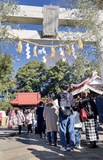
[79,91,99,148]
[36,101,45,138]
[16,108,25,134]
[43,98,59,146]
[26,109,33,134]
[73,104,83,149]
[58,83,75,152]
[32,108,37,132]
[6,107,13,129]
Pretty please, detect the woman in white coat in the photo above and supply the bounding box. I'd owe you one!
[26,109,33,134]
[16,109,25,134]
[43,98,59,146]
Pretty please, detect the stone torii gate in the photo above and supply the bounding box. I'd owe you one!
[5,5,103,80]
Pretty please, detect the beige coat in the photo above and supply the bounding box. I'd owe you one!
[43,102,59,132]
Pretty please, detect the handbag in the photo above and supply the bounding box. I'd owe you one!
[80,108,88,122]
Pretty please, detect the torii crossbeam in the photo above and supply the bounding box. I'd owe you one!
[2,5,103,80]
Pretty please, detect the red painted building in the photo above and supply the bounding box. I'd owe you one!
[10,92,44,109]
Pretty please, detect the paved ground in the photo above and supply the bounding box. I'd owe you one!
[0,125,103,160]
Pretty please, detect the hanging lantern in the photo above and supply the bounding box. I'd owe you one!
[78,39,83,49]
[16,41,22,53]
[51,47,56,58]
[33,46,37,57]
[66,44,71,55]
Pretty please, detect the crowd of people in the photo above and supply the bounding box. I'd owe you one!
[6,82,99,152]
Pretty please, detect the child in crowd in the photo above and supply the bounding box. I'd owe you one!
[73,104,83,149]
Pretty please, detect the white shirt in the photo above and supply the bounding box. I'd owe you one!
[74,111,82,128]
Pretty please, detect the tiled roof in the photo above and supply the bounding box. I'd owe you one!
[10,92,43,106]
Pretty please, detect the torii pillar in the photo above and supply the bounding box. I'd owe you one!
[96,10,103,81]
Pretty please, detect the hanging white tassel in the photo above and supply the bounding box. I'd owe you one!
[42,47,47,55]
[71,44,77,59]
[59,47,65,56]
[42,56,47,63]
[26,43,31,59]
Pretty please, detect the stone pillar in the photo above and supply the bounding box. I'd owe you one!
[96,10,103,81]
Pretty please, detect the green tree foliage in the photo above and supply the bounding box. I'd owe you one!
[0,53,15,100]
[0,101,12,111]
[15,57,100,98]
[69,56,100,84]
[57,0,103,28]
[16,60,71,97]
[46,57,100,96]
[0,0,18,40]
[16,61,48,93]
[46,60,71,95]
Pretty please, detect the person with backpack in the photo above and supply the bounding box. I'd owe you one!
[79,90,99,148]
[58,83,75,152]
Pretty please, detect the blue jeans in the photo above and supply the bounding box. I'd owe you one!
[59,115,75,149]
[75,128,82,146]
[47,131,57,144]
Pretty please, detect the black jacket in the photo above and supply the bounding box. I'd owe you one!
[79,97,98,119]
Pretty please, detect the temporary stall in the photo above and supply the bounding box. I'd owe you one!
[0,111,6,126]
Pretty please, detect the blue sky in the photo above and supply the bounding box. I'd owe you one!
[2,0,97,74]
[18,0,58,6]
